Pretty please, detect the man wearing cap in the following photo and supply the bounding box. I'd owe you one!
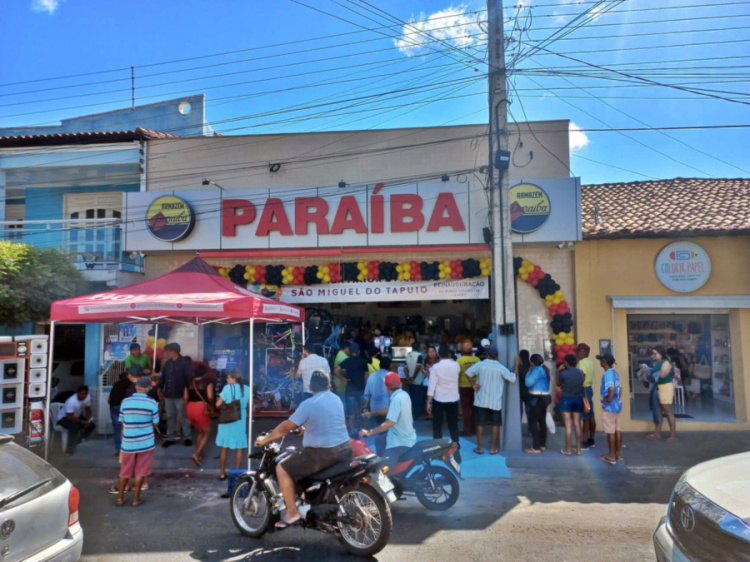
[576,343,597,449]
[456,340,480,436]
[116,376,160,506]
[124,342,151,372]
[334,342,369,432]
[597,353,623,465]
[158,342,194,448]
[360,371,417,465]
[465,345,516,455]
[363,356,393,455]
[255,371,352,530]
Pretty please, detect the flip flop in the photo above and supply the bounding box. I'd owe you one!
[645,434,660,440]
[524,448,541,455]
[192,454,202,467]
[473,448,484,455]
[132,500,144,507]
[489,449,499,455]
[559,450,572,456]
[219,474,228,481]
[115,499,125,507]
[599,455,617,466]
[275,518,302,530]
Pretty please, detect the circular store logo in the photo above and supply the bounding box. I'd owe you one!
[655,241,711,293]
[509,183,551,234]
[146,195,195,242]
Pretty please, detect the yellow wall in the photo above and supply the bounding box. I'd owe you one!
[575,235,750,431]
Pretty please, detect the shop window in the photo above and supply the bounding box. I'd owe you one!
[628,313,734,423]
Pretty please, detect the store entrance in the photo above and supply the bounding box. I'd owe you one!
[628,313,735,423]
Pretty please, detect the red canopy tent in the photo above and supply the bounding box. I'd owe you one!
[46,257,305,459]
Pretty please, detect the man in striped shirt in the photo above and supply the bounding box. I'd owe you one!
[116,377,160,507]
[465,346,517,455]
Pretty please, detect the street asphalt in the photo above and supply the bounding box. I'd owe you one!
[49,420,750,561]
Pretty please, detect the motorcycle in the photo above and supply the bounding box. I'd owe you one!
[350,421,462,511]
[230,430,397,557]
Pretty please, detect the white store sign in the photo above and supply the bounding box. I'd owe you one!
[276,278,490,304]
[123,178,580,251]
[655,241,712,293]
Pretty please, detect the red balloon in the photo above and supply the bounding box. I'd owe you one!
[534,265,541,272]
[530,278,539,287]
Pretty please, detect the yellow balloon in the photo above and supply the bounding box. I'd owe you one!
[565,338,575,345]
[324,275,331,283]
[403,272,410,280]
[157,338,166,349]
[520,273,529,280]
[147,336,155,347]
[316,272,323,279]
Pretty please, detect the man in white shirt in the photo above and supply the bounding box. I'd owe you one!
[426,345,462,463]
[466,345,517,455]
[296,343,331,401]
[56,385,95,456]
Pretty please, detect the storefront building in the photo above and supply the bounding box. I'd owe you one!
[576,178,750,431]
[121,123,581,417]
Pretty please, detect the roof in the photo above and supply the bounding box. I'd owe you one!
[0,127,178,147]
[582,178,750,239]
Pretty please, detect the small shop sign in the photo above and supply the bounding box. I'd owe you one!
[655,241,711,293]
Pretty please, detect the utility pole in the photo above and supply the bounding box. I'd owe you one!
[488,0,521,451]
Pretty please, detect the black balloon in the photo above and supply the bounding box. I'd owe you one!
[229,264,247,286]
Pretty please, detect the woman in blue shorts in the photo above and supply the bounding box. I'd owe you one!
[557,354,585,455]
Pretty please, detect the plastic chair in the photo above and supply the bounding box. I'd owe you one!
[49,403,68,452]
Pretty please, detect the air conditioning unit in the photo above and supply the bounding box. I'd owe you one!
[29,369,47,383]
[0,383,23,409]
[28,383,46,398]
[0,359,25,384]
[29,354,47,369]
[0,408,22,434]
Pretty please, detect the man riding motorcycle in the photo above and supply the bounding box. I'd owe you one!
[359,371,417,465]
[255,370,353,530]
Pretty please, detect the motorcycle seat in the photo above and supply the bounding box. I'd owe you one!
[305,458,360,481]
[398,438,453,461]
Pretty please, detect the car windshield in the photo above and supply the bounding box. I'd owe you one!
[0,439,65,509]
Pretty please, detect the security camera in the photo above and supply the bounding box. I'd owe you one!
[557,242,565,249]
[202,178,211,186]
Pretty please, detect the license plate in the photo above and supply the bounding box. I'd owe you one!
[449,457,461,474]
[377,473,394,492]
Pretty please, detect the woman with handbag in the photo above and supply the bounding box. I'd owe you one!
[557,354,586,456]
[645,346,677,443]
[184,365,215,466]
[215,371,251,480]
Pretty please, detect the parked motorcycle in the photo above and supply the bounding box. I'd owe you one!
[351,433,462,511]
[230,431,396,557]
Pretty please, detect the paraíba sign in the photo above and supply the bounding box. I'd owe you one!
[123,178,581,250]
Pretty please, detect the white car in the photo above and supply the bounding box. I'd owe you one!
[654,452,750,561]
[0,435,83,561]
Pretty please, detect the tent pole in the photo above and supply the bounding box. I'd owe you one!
[247,318,254,470]
[152,323,157,372]
[44,321,56,460]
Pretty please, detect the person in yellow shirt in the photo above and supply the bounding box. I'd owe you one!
[333,342,351,396]
[456,340,480,435]
[577,343,596,449]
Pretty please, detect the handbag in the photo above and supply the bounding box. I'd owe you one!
[582,394,592,413]
[194,379,218,419]
[218,384,243,424]
[693,356,712,380]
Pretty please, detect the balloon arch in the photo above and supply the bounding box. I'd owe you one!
[513,257,576,365]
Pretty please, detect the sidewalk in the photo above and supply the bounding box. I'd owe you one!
[48,415,750,479]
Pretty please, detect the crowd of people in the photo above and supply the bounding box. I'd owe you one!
[81,327,685,507]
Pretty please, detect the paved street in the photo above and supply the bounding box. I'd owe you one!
[48,421,750,561]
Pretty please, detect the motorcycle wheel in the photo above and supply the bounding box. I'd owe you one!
[414,466,460,511]
[337,483,393,557]
[230,480,271,537]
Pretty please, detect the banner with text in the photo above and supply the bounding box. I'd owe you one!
[277,277,490,304]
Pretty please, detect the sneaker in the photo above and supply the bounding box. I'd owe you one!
[587,439,596,448]
[162,440,176,449]
[184,439,193,447]
[580,443,590,451]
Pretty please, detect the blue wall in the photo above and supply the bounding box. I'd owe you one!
[84,323,101,387]
[0,94,211,138]
[23,183,139,251]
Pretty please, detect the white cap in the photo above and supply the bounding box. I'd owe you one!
[480,338,491,348]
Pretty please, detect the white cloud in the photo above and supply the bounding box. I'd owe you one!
[31,0,62,14]
[394,4,485,57]
[569,122,589,152]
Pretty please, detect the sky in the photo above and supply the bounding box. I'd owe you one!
[1,0,749,184]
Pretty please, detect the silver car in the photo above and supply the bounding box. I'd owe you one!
[0,435,83,561]
[654,452,750,561]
